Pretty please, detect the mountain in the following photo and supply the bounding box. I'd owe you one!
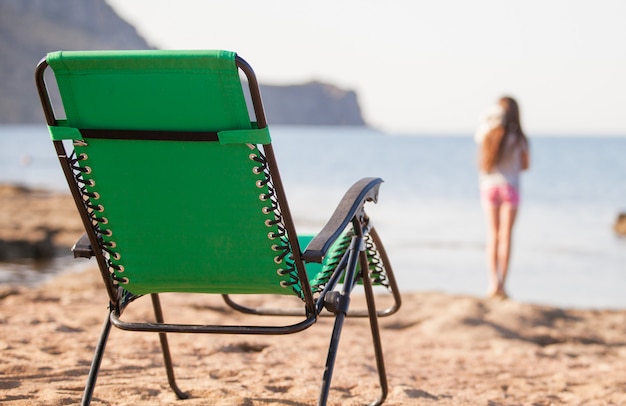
[0,0,366,126]
[0,0,153,123]
[260,82,365,126]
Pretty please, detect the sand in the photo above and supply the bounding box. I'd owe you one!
[1,266,626,406]
[1,185,626,404]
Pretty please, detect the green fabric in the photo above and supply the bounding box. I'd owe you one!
[300,233,386,293]
[45,49,317,296]
[75,139,292,295]
[298,235,324,284]
[319,229,390,289]
[47,50,250,132]
[218,127,271,145]
[48,125,82,141]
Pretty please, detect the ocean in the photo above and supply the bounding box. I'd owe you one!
[1,125,625,309]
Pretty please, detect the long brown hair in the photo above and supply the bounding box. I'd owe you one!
[479,96,527,171]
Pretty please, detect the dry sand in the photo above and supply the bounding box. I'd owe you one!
[1,267,626,405]
[1,185,626,405]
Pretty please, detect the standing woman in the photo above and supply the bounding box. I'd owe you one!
[475,96,530,298]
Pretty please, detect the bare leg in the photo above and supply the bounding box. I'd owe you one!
[483,204,501,296]
[496,204,518,296]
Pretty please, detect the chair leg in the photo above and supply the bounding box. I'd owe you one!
[150,294,189,399]
[81,309,112,406]
[361,249,388,406]
[319,309,347,406]
[318,236,389,406]
[318,236,362,406]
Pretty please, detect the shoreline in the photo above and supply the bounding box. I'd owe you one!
[1,182,625,311]
[1,267,626,405]
[3,253,626,312]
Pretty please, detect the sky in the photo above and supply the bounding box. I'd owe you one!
[106,0,626,136]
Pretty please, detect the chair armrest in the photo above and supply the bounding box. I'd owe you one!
[72,233,95,258]
[302,177,383,263]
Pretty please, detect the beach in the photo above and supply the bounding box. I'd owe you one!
[1,187,626,405]
[2,269,626,405]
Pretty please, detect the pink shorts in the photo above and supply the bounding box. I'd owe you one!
[481,184,520,208]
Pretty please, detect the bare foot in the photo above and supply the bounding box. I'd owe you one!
[495,289,508,300]
[488,287,508,300]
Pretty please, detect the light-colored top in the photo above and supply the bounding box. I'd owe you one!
[475,105,528,190]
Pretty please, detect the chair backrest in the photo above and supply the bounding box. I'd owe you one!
[45,50,305,297]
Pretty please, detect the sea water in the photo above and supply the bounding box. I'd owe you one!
[1,125,625,309]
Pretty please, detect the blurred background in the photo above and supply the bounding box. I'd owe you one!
[1,0,624,308]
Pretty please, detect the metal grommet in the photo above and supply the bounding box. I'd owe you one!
[121,277,129,284]
[249,153,257,160]
[102,229,112,237]
[83,166,92,174]
[262,207,271,215]
[108,241,116,248]
[117,265,125,273]
[259,193,268,201]
[274,256,283,264]
[279,281,289,288]
[99,217,108,225]
[96,205,105,212]
[112,252,121,260]
[252,166,262,174]
[268,232,276,240]
[79,153,88,160]
[92,192,100,200]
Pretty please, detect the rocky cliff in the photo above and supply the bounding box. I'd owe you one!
[260,82,365,126]
[0,0,365,126]
[0,0,152,123]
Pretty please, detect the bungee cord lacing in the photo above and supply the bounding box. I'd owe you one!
[249,145,302,298]
[70,147,129,286]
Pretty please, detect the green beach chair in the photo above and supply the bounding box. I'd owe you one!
[35,50,401,406]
